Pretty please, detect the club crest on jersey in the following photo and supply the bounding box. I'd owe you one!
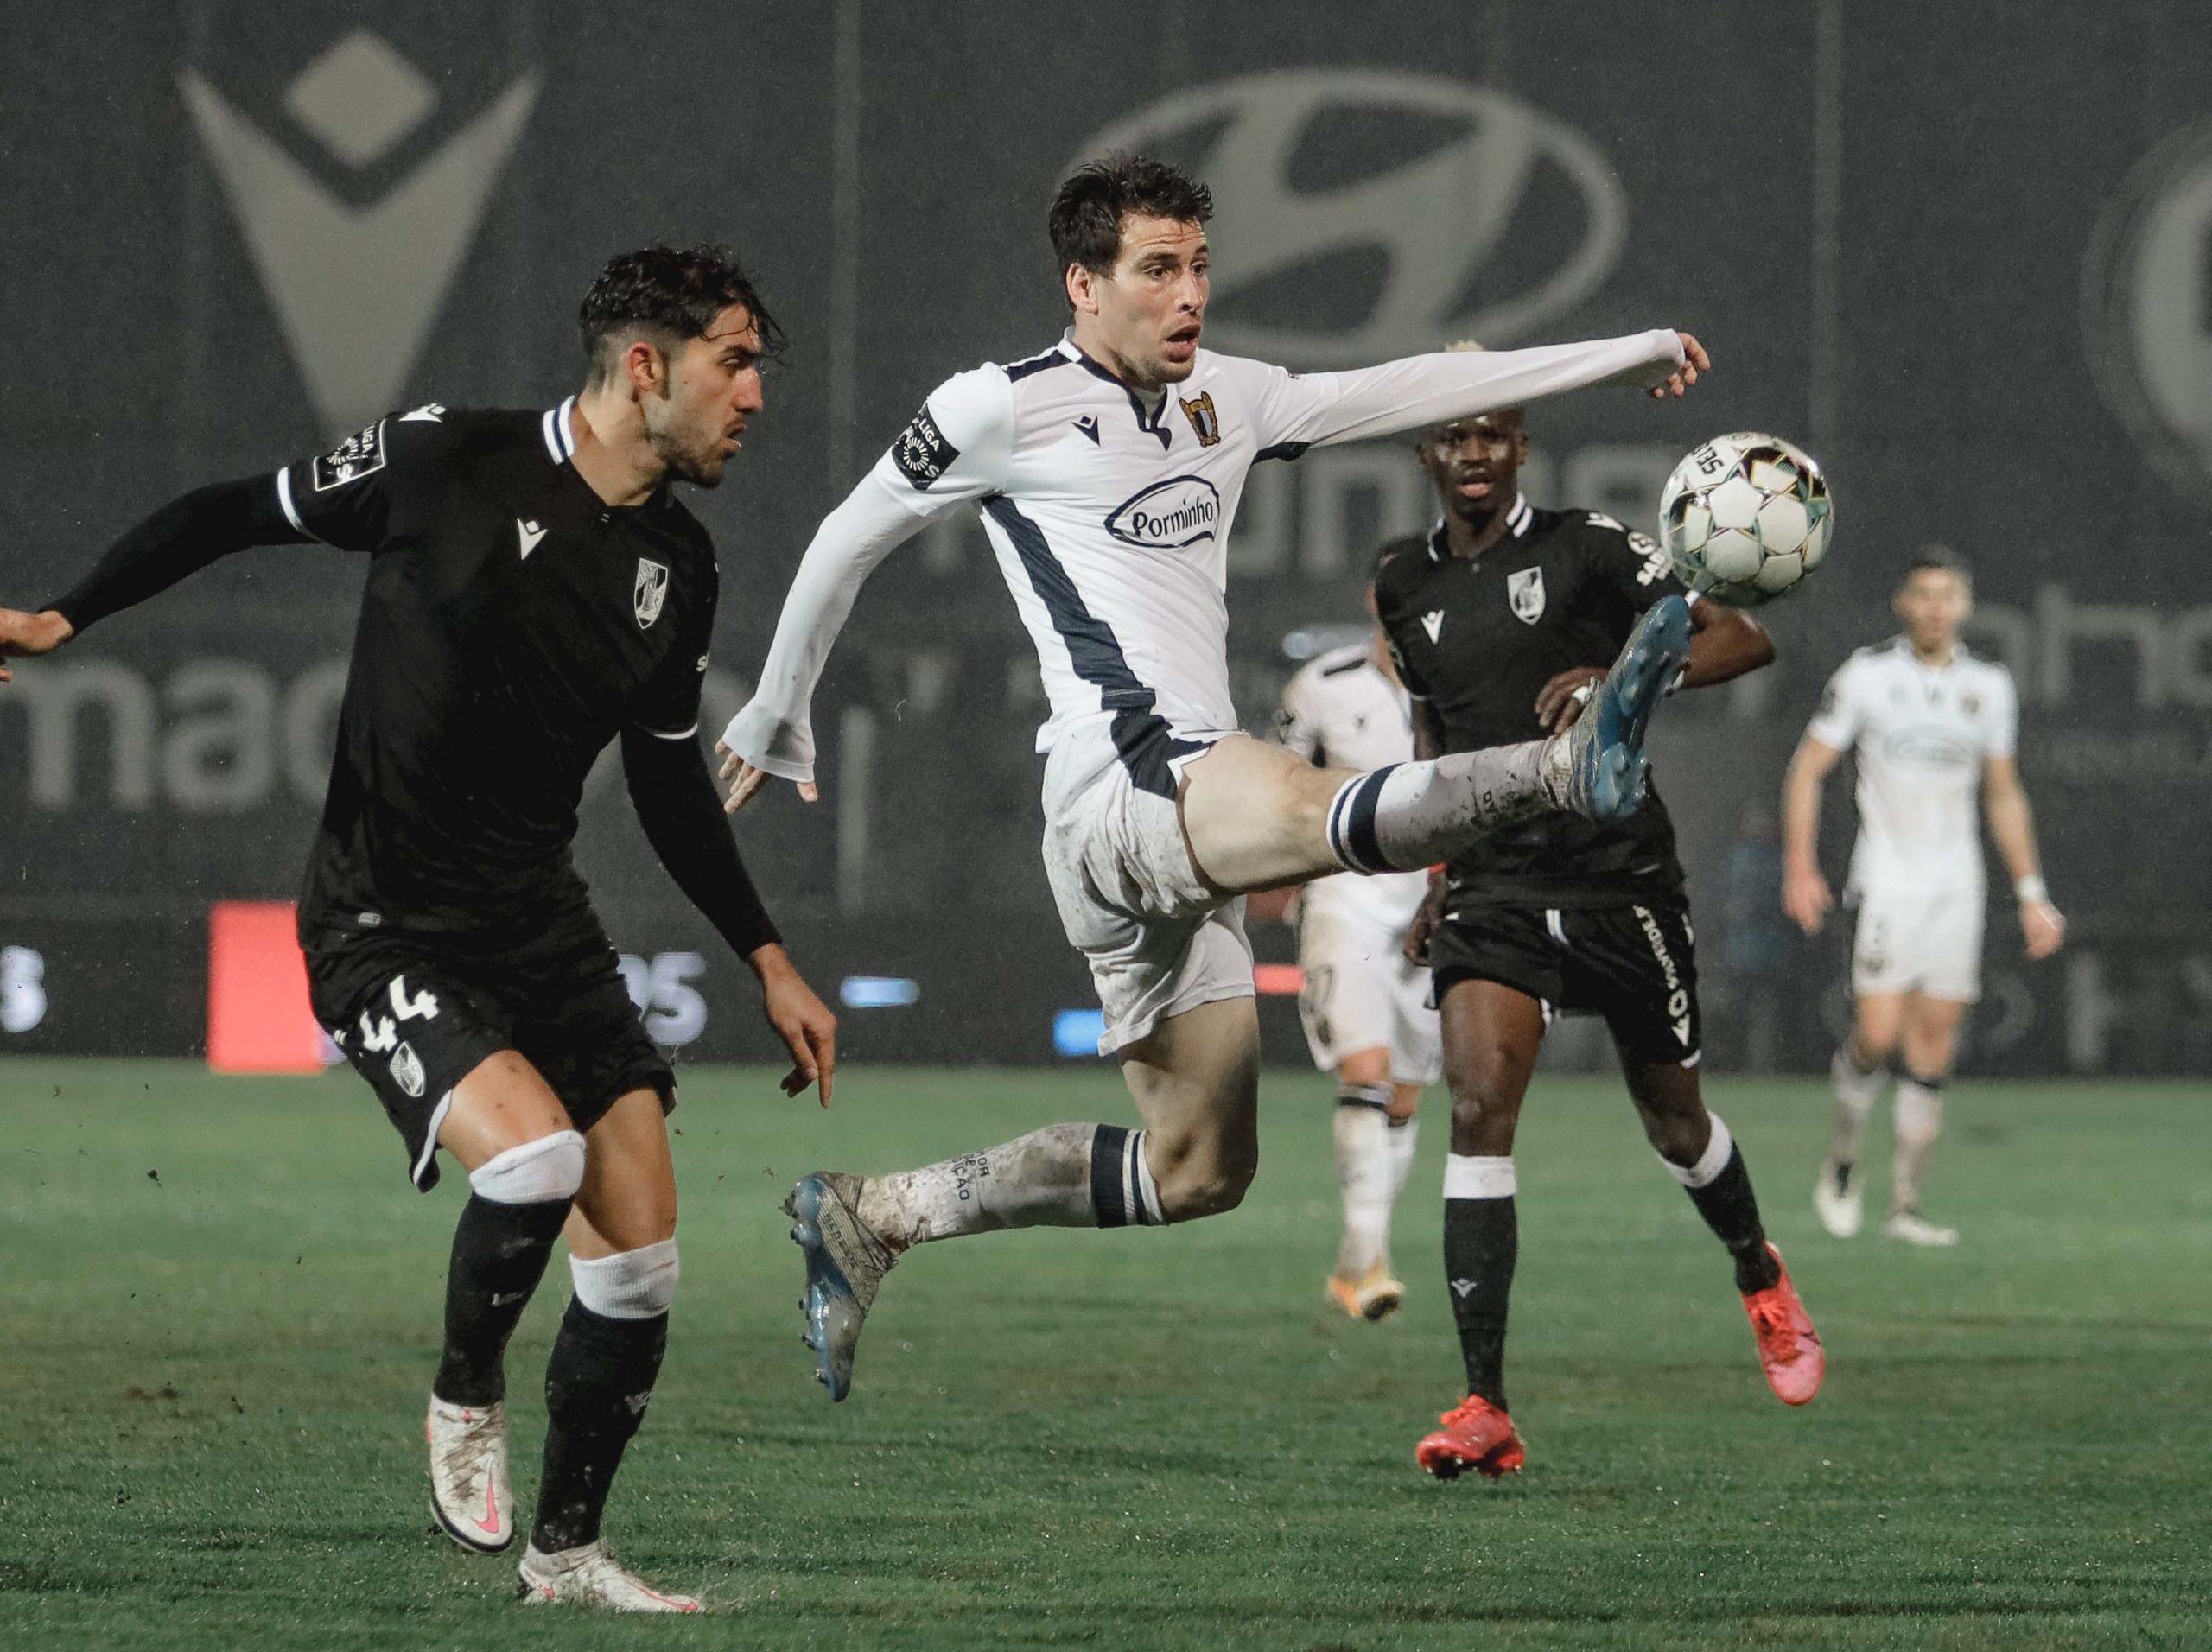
[311,420,386,491]
[1507,566,1546,625]
[1106,476,1222,549]
[891,403,959,489]
[1177,391,1222,447]
[634,559,670,629]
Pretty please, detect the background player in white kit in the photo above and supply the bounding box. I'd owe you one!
[1783,550,2066,1246]
[719,155,1707,1401]
[1274,564,1440,1321]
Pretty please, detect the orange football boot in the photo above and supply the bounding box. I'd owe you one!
[1414,1394,1525,1480]
[1741,1242,1824,1405]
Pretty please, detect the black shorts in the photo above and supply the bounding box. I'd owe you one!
[1428,897,1702,1064]
[303,905,673,1191]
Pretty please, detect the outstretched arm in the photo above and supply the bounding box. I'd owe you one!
[622,726,838,1103]
[1262,330,1704,454]
[1982,754,2064,960]
[0,476,308,678]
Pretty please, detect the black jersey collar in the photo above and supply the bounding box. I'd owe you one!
[1427,493,1533,561]
[540,396,579,467]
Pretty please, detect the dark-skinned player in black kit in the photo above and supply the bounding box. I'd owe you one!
[0,247,839,1611]
[1371,384,1824,1480]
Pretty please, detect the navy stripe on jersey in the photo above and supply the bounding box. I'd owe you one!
[982,496,1199,797]
[1006,348,1073,383]
[983,497,1155,711]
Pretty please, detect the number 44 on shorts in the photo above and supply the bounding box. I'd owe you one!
[358,974,440,1054]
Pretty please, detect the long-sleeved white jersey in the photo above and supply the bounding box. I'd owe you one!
[1803,637,2018,897]
[722,327,1688,791]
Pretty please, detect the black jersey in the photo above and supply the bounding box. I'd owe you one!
[276,399,717,934]
[1373,497,1688,909]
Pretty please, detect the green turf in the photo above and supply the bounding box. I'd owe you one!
[1,1060,2207,1649]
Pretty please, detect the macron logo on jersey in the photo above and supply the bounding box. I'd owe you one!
[1106,476,1222,550]
[1421,609,1446,644]
[517,518,548,559]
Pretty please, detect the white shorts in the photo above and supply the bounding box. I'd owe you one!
[1851,883,1986,1002]
[1296,913,1441,1084]
[1040,722,1251,1054]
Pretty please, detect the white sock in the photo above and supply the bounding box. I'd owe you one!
[1385,1114,1419,1205]
[1891,1076,1943,1216]
[1829,1042,1886,1166]
[856,1121,1164,1246]
[1332,1085,1394,1277]
[1325,744,1552,874]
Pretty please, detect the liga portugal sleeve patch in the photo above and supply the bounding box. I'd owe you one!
[890,403,959,490]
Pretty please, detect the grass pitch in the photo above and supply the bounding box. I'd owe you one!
[1,1060,2207,1649]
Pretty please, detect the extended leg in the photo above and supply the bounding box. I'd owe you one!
[1178,599,1691,894]
[1327,1045,1402,1315]
[787,996,1262,1401]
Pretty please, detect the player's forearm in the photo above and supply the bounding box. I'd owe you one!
[1677,606,1773,691]
[623,729,784,957]
[722,473,926,784]
[1298,331,1684,449]
[1984,784,2044,885]
[45,476,308,635]
[1780,753,1826,873]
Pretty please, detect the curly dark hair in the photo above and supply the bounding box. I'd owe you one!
[577,245,785,384]
[1048,154,1213,296]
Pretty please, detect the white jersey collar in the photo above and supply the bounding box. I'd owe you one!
[541,396,579,466]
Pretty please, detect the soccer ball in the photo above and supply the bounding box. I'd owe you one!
[1656,432,1834,607]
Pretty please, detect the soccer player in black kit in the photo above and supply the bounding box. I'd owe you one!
[0,247,836,1610]
[1371,395,1824,1480]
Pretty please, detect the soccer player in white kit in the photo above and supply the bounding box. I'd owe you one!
[1782,551,2066,1246]
[718,155,1707,1401]
[1274,579,1440,1322]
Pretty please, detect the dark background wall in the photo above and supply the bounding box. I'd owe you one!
[3,1,2209,1073]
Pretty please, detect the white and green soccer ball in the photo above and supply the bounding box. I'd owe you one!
[1656,432,1834,607]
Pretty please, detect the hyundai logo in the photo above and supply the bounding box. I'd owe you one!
[1075,70,1626,366]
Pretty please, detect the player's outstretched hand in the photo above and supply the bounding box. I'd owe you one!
[1535,667,1605,734]
[715,740,820,816]
[1783,863,1833,935]
[0,607,74,683]
[750,944,838,1107]
[2022,899,2067,962]
[1646,333,1709,400]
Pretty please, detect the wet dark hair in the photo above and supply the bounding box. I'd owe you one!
[578,245,784,384]
[1904,545,1973,590]
[1049,154,1213,299]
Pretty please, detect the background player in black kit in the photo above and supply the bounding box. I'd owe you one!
[0,246,836,1611]
[1371,391,1823,1481]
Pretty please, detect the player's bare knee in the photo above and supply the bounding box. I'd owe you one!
[1143,1125,1256,1221]
[1446,1076,1519,1155]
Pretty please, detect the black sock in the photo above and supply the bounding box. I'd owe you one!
[432,1193,570,1407]
[1443,1191,1517,1411]
[1685,1145,1780,1294]
[531,1300,670,1554]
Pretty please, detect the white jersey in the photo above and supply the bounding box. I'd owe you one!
[721,327,1688,790]
[1275,643,1428,933]
[1804,638,2017,896]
